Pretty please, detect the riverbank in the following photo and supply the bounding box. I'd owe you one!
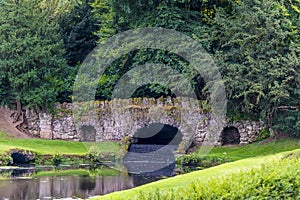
[0,131,120,165]
[175,137,300,173]
[94,148,300,199]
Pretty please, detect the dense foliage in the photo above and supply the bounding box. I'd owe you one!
[0,0,69,115]
[91,0,300,135]
[136,157,300,200]
[0,0,299,136]
[59,0,98,66]
[209,0,300,127]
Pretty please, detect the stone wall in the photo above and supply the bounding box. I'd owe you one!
[23,98,265,151]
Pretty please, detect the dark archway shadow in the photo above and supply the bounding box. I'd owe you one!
[221,126,240,145]
[123,123,183,177]
[133,123,183,145]
[80,125,96,142]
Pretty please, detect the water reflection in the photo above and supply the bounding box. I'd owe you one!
[0,167,163,200]
[0,175,161,199]
[123,144,177,176]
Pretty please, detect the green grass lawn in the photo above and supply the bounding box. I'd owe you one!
[93,137,300,200]
[94,148,300,200]
[207,137,300,161]
[0,131,120,155]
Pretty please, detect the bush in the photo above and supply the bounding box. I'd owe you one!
[137,157,300,200]
[52,153,63,166]
[88,146,118,163]
[176,155,229,173]
[257,128,271,141]
[272,109,300,138]
[0,153,12,166]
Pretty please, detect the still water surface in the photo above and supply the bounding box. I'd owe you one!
[0,164,172,200]
[0,144,178,199]
[0,174,160,199]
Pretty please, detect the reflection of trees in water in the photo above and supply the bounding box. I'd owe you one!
[0,178,40,200]
[0,175,138,199]
[80,176,96,191]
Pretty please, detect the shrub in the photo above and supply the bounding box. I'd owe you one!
[137,157,300,200]
[272,109,300,138]
[0,153,12,166]
[52,153,63,166]
[176,155,229,173]
[88,146,118,163]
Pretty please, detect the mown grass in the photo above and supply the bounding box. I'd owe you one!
[0,131,120,155]
[177,138,300,172]
[207,137,300,161]
[135,156,300,200]
[94,140,300,200]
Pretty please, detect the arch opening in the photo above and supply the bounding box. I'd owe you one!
[132,123,182,145]
[80,125,96,142]
[221,126,240,145]
[124,123,182,176]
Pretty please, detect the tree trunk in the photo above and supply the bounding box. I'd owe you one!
[13,99,22,122]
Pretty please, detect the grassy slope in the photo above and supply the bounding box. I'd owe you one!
[0,131,120,154]
[94,138,300,200]
[207,138,300,161]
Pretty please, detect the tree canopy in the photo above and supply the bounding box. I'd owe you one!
[0,0,69,118]
[0,0,299,136]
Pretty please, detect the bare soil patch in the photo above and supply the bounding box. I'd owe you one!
[0,107,31,138]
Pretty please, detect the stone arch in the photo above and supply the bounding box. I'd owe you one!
[221,126,240,145]
[77,118,103,142]
[79,125,96,142]
[132,123,183,145]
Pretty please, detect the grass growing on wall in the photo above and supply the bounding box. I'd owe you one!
[0,131,120,155]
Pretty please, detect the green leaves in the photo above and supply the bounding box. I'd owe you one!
[210,0,300,125]
[0,0,69,109]
[136,157,300,200]
[59,0,99,66]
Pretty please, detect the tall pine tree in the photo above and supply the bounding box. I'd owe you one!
[0,0,69,120]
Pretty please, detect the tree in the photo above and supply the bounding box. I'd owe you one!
[59,0,99,66]
[0,0,69,121]
[208,0,300,129]
[90,0,227,100]
[55,0,99,103]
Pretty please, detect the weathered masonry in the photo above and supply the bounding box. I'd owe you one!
[24,97,265,152]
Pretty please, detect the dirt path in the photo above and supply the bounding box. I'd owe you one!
[0,107,31,138]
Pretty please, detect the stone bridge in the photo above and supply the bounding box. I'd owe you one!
[24,97,265,152]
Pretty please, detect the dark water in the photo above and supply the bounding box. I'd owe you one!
[0,143,179,199]
[123,144,177,176]
[0,167,162,200]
